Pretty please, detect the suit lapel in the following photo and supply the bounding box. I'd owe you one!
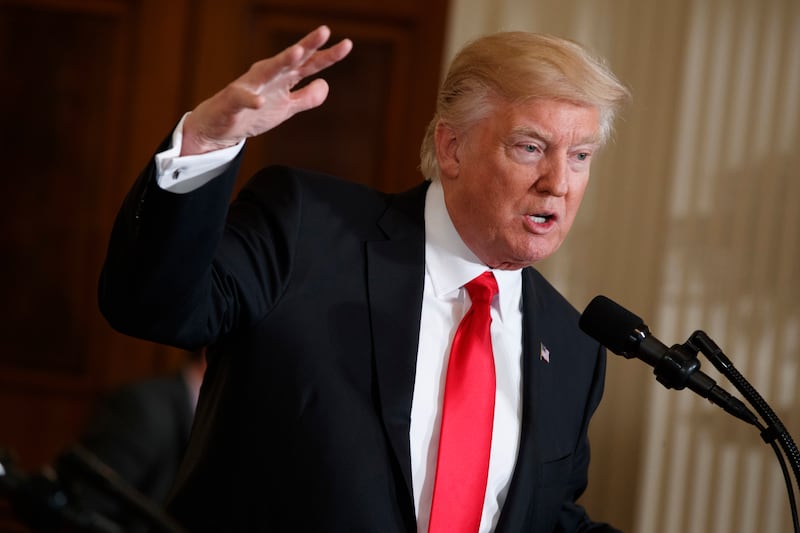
[366,182,429,508]
[495,267,556,532]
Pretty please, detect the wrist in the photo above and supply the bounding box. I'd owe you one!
[180,114,239,156]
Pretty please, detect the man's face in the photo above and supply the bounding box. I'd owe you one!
[436,97,601,270]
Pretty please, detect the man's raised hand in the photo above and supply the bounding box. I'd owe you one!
[181,25,353,156]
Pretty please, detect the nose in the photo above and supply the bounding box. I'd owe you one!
[534,153,569,197]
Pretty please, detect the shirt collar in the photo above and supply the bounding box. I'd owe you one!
[424,180,521,318]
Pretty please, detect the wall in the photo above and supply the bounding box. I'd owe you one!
[445,0,800,531]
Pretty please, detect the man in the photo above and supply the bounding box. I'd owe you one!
[69,349,206,531]
[99,26,629,532]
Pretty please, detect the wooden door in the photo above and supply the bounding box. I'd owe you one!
[189,0,449,193]
[0,0,448,529]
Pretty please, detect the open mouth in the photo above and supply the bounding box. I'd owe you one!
[530,214,554,224]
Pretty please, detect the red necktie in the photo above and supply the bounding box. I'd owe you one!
[429,271,498,533]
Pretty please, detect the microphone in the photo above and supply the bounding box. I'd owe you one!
[579,295,758,425]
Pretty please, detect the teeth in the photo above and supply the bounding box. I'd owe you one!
[531,215,547,224]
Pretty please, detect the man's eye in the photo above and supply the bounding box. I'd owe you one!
[576,152,589,161]
[523,144,539,153]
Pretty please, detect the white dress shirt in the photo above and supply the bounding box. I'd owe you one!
[413,180,523,532]
[154,117,524,532]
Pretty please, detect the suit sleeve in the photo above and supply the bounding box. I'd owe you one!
[98,135,301,349]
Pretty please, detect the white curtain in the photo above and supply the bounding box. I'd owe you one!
[444,1,800,531]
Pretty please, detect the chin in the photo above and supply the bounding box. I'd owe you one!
[492,252,548,270]
[519,250,556,266]
[486,240,558,269]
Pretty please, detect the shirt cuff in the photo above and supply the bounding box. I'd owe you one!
[154,113,245,194]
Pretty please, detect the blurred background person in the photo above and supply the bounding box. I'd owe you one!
[67,348,206,532]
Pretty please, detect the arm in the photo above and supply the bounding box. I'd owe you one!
[98,26,352,347]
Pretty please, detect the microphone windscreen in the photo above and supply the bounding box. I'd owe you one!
[579,295,645,355]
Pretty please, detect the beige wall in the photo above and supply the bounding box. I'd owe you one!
[445,0,800,531]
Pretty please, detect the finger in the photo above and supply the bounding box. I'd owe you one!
[277,25,333,73]
[296,38,353,79]
[241,26,336,92]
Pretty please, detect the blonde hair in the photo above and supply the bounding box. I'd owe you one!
[419,32,630,180]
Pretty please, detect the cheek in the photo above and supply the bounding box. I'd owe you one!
[486,193,518,227]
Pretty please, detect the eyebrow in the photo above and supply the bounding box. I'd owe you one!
[509,127,601,147]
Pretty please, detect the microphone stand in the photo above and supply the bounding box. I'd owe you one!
[678,330,800,533]
[645,331,799,531]
[578,294,798,530]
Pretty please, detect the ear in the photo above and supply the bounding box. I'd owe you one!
[434,121,461,179]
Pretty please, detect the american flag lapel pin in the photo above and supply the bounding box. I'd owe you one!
[539,342,550,363]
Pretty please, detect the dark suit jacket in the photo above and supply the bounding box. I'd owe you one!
[99,143,617,532]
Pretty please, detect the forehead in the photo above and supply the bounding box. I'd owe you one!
[483,97,601,145]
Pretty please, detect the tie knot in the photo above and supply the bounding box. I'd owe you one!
[465,271,498,304]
